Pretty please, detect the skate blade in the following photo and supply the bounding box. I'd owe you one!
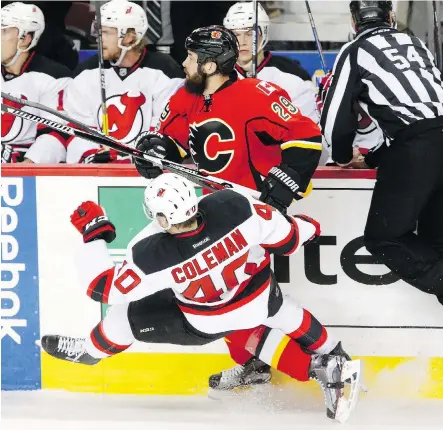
[335,360,363,424]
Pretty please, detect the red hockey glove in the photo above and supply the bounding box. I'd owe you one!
[293,214,321,245]
[70,201,116,243]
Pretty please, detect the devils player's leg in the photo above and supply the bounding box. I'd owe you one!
[42,289,227,364]
[42,302,133,364]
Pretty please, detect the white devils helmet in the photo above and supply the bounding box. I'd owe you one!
[143,174,199,230]
[223,2,270,52]
[93,0,148,66]
[1,2,45,66]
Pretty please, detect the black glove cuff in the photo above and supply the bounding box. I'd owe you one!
[267,165,301,196]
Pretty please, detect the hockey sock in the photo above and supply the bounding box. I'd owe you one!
[287,309,336,354]
[224,332,257,365]
[228,327,311,381]
[85,304,135,359]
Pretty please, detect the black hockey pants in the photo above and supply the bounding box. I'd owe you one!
[363,118,443,301]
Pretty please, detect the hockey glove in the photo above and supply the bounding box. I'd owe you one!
[260,164,302,214]
[70,201,116,244]
[293,214,321,245]
[133,131,168,179]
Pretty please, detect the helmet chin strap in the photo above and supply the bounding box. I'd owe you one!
[4,35,31,68]
[110,37,139,67]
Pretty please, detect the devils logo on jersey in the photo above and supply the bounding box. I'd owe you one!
[98,91,146,143]
[1,95,27,142]
[188,119,235,174]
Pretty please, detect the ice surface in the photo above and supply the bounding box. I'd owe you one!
[2,389,442,430]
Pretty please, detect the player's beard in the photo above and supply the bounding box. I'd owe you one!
[184,72,207,95]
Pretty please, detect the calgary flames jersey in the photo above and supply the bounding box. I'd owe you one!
[157,75,322,192]
[76,190,317,334]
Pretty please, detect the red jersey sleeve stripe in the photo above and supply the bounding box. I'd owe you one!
[262,217,299,256]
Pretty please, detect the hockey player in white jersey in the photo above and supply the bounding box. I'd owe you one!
[223,2,318,123]
[63,0,184,163]
[1,2,71,163]
[41,174,361,422]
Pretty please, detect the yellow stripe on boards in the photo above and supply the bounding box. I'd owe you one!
[281,141,323,151]
[41,352,443,398]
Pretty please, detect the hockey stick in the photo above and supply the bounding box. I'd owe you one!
[94,1,109,135]
[251,0,259,77]
[304,0,328,73]
[0,94,259,198]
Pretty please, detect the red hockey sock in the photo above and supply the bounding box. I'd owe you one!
[224,334,255,365]
[227,326,311,381]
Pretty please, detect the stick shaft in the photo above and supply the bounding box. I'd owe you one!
[1,95,259,198]
[305,0,327,73]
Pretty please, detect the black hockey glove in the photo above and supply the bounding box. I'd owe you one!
[133,131,169,179]
[260,164,302,214]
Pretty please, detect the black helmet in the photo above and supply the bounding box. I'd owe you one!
[185,25,239,75]
[350,1,393,30]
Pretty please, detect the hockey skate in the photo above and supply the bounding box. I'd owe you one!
[208,357,271,398]
[41,335,101,365]
[309,352,362,423]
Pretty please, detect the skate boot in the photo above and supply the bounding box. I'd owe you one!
[309,353,362,423]
[41,335,101,365]
[208,357,271,395]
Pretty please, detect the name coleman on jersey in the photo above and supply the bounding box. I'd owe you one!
[172,229,248,283]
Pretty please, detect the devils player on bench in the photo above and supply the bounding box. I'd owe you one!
[42,174,361,422]
[132,26,343,392]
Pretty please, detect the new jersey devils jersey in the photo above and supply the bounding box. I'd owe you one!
[1,53,71,163]
[235,52,319,123]
[76,190,317,334]
[157,75,322,191]
[63,49,184,162]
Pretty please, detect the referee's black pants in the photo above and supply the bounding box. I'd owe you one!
[363,120,443,301]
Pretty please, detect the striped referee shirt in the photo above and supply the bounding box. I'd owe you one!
[320,25,443,164]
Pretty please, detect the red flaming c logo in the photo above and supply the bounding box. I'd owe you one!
[211,31,222,39]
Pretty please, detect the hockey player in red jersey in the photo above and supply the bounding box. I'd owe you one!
[133,25,325,391]
[1,2,71,163]
[41,174,361,422]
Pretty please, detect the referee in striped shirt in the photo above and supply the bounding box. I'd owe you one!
[320,1,443,302]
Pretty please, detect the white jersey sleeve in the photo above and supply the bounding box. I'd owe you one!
[75,221,171,305]
[240,193,318,256]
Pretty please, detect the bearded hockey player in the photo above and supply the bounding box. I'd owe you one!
[223,1,318,123]
[62,0,183,163]
[133,25,324,392]
[42,174,361,422]
[1,2,71,163]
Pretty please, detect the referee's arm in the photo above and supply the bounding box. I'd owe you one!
[320,45,360,165]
